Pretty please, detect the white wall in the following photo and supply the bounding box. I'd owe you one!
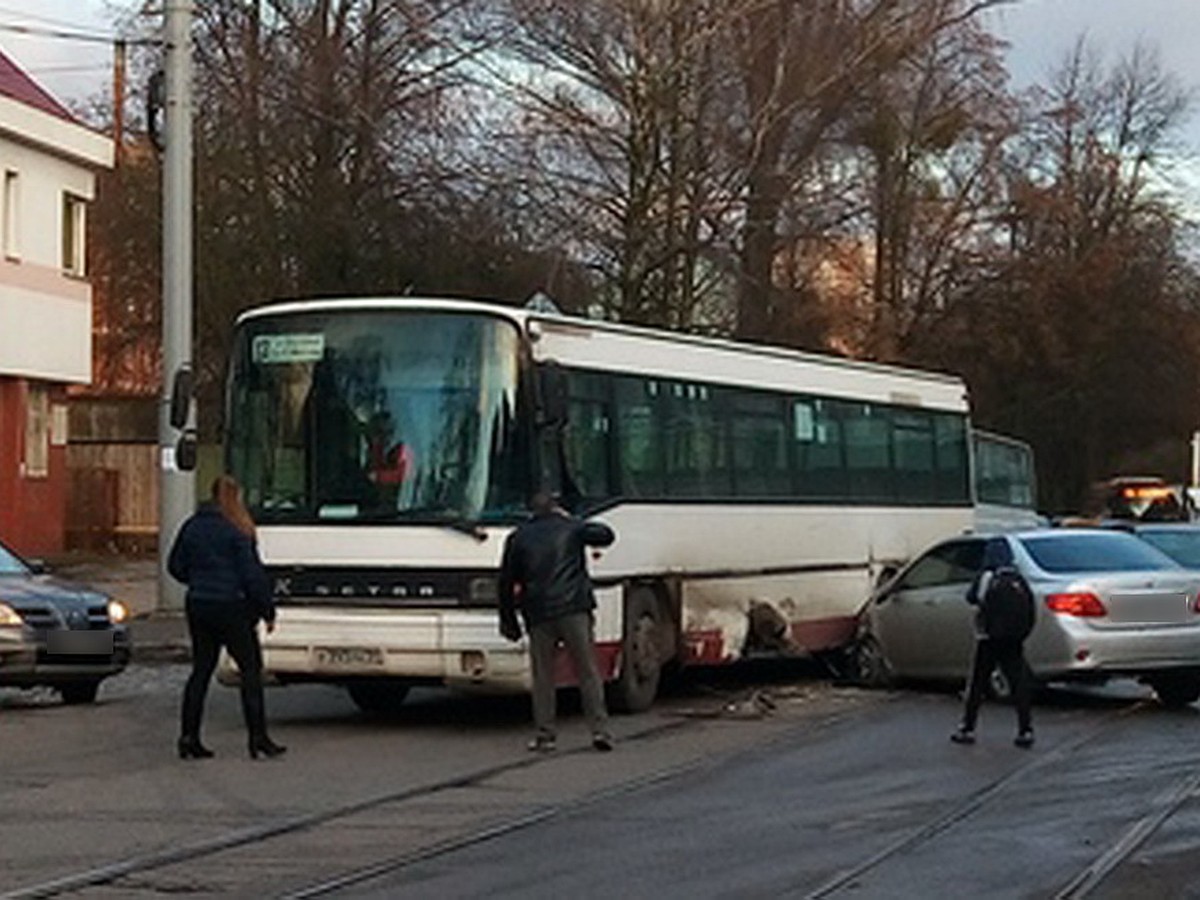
[0,100,112,384]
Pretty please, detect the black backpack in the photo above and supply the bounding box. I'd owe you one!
[980,565,1036,641]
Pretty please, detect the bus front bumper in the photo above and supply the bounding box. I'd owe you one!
[230,606,531,691]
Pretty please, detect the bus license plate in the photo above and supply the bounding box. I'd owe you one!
[47,631,114,655]
[313,646,384,668]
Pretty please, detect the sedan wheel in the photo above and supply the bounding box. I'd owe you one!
[987,667,1013,702]
[1148,671,1200,708]
[853,636,895,689]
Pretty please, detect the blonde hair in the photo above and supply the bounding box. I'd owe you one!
[212,474,256,538]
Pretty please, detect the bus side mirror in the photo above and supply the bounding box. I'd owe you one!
[537,362,567,428]
[175,430,197,472]
[169,365,193,430]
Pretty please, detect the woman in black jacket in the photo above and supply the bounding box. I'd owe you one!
[168,475,286,760]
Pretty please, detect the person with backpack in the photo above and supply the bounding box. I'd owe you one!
[951,538,1036,749]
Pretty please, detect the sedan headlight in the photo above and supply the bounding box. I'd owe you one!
[107,599,129,624]
[0,601,22,626]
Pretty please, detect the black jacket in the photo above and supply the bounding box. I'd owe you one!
[498,509,615,629]
[167,503,275,623]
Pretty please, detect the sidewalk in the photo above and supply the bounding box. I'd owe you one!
[48,553,190,663]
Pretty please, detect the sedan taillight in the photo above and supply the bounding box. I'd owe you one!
[1046,592,1107,617]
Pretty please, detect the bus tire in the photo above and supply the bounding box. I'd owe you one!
[609,586,663,713]
[347,681,410,716]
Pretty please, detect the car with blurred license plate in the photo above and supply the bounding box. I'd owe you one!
[856,529,1200,707]
[0,540,131,704]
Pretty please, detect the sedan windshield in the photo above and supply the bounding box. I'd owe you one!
[1134,528,1200,568]
[0,544,28,575]
[227,310,527,524]
[1020,533,1180,573]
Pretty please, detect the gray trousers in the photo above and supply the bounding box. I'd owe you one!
[528,611,609,738]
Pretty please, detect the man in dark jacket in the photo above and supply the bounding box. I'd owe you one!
[498,491,616,752]
[951,538,1036,749]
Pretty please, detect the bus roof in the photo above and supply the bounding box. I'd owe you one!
[237,296,968,411]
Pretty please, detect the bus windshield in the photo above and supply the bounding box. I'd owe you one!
[227,310,527,524]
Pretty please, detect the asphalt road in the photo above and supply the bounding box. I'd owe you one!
[3,662,1200,900]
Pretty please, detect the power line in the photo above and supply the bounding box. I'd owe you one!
[0,5,107,31]
[0,20,159,47]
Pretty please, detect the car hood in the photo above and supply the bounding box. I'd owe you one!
[0,574,108,612]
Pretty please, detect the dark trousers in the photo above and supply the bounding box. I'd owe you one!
[181,601,268,741]
[961,637,1032,733]
[528,611,609,738]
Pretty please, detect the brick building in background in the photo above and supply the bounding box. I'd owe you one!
[0,51,113,556]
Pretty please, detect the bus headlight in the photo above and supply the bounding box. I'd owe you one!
[107,599,130,624]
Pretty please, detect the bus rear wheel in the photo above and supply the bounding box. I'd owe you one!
[609,586,663,713]
[347,681,410,716]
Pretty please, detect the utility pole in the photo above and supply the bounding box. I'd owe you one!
[158,0,195,611]
[112,40,126,165]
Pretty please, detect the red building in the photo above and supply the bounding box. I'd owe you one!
[0,52,113,556]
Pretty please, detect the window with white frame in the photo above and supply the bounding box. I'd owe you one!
[3,170,19,259]
[62,192,85,276]
[24,384,49,478]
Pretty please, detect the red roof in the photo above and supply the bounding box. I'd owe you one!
[0,48,74,122]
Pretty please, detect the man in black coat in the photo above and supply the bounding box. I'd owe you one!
[498,491,616,752]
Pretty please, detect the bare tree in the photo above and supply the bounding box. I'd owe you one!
[726,0,1013,342]
[493,0,743,329]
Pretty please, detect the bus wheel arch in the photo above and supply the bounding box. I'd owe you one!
[609,582,673,713]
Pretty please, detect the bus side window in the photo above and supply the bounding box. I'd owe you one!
[893,411,935,503]
[937,416,970,504]
[844,403,894,502]
[614,376,664,498]
[665,382,729,498]
[564,371,613,507]
[794,398,846,500]
[729,390,787,497]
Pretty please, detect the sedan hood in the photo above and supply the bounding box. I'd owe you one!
[0,574,108,612]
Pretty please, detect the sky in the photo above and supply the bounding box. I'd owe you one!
[0,1,1196,160]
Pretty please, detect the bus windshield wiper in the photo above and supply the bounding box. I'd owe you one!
[398,507,487,541]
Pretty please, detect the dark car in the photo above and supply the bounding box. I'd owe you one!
[0,540,131,704]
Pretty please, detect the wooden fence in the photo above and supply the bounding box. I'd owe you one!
[66,443,158,552]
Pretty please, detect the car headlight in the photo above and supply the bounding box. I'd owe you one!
[107,599,129,624]
[0,601,22,626]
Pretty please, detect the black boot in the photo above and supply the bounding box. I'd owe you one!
[178,736,214,760]
[248,735,287,760]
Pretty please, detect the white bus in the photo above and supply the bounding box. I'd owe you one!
[970,429,1040,532]
[225,297,973,712]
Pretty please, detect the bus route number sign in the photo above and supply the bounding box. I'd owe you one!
[252,333,326,365]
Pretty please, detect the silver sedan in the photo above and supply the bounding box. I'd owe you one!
[855,529,1200,707]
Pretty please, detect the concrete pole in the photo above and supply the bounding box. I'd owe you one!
[158,0,195,611]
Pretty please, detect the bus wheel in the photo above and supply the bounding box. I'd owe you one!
[610,586,662,713]
[347,681,410,716]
